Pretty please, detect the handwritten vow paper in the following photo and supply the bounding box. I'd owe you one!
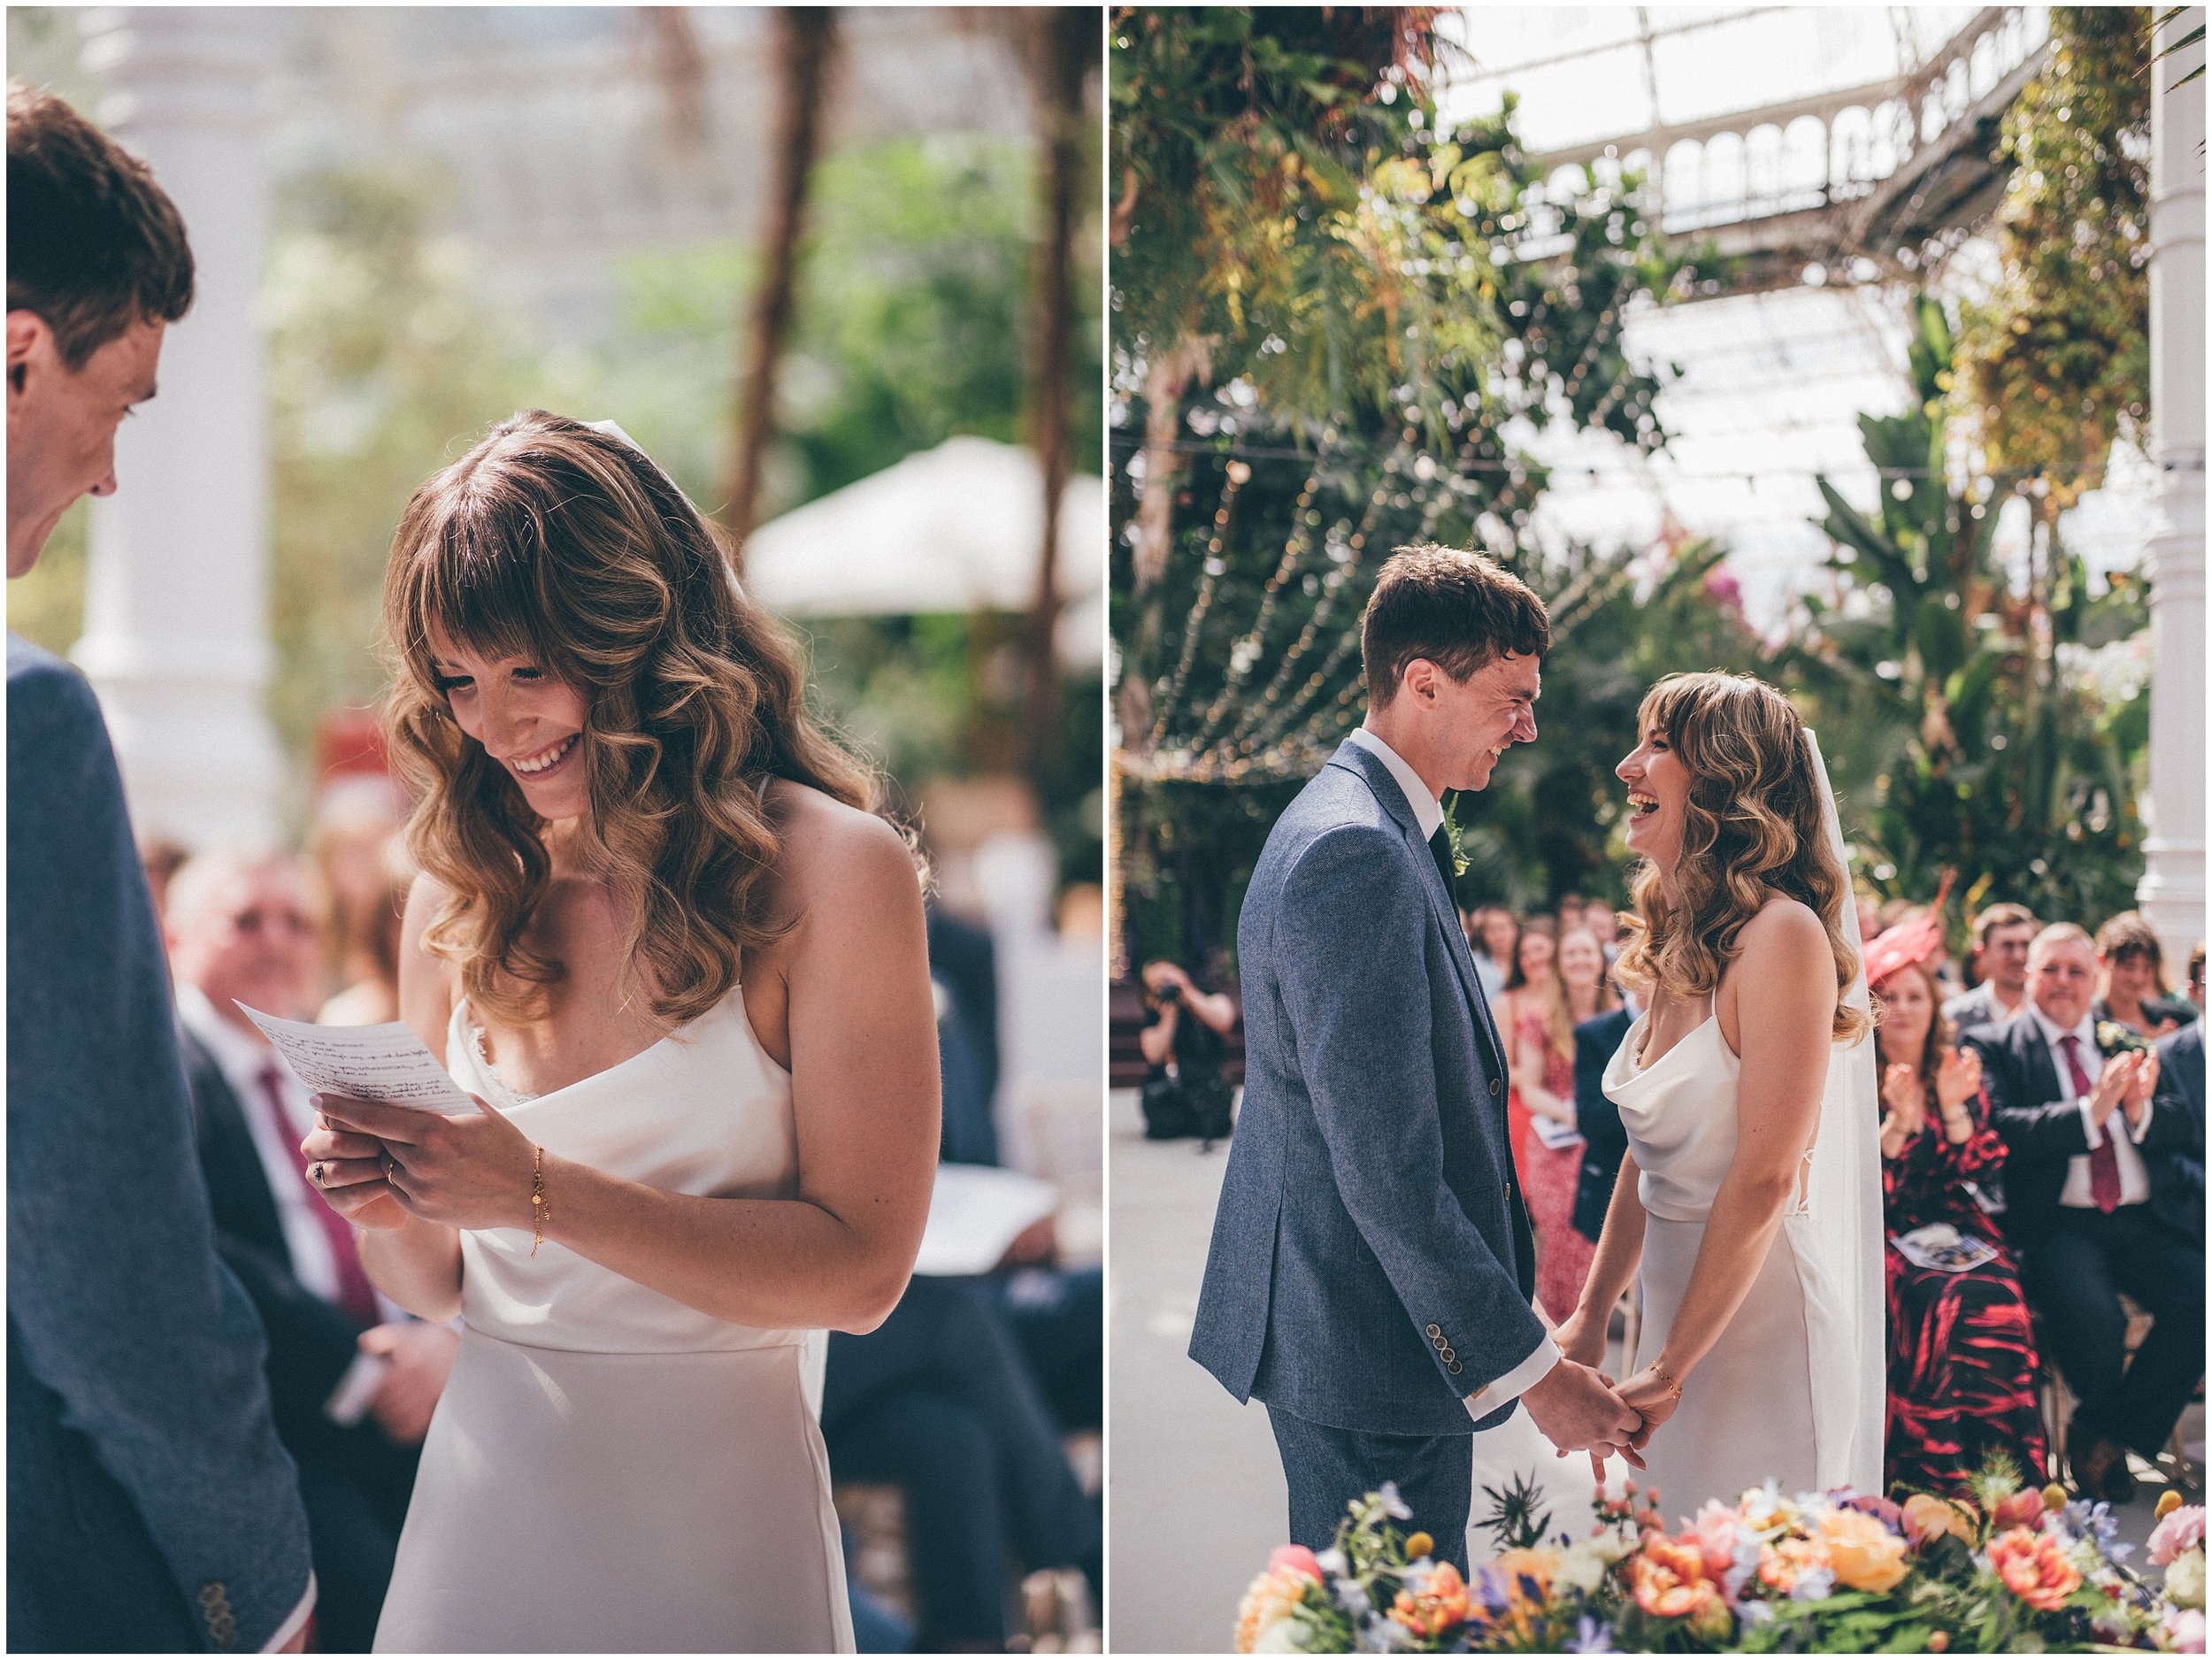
[235,1003,477,1114]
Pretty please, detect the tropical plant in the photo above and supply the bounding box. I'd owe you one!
[1785,296,2149,932]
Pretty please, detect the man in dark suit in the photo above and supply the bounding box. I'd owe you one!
[1191,547,1635,1571]
[166,851,457,1652]
[2152,1021,2204,1249]
[1967,923,2203,1502]
[8,85,315,1651]
[1943,903,2037,1037]
[1571,1002,1638,1244]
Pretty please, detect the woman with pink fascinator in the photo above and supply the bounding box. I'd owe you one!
[1868,910,2047,1496]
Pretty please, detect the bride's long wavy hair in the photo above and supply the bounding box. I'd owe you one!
[380,410,877,1028]
[1614,672,1870,1043]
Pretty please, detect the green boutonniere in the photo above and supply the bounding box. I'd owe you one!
[2096,1020,2150,1057]
[1440,796,1471,879]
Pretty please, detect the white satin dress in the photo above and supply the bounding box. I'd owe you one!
[373,989,853,1653]
[1603,1011,1825,1522]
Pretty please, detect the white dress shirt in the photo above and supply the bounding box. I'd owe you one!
[2026,1003,2154,1208]
[1348,726,1446,840]
[1345,727,1563,1417]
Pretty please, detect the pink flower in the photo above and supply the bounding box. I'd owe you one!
[1687,1500,1741,1576]
[2151,1508,2206,1569]
[2162,1606,2206,1652]
[1267,1545,1324,1583]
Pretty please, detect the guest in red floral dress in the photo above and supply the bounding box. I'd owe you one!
[1509,925,1614,1323]
[1870,919,2048,1496]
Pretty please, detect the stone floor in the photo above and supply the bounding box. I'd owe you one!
[1105,1087,2204,1653]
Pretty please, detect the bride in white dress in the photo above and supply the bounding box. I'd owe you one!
[301,411,940,1652]
[1546,672,1883,1524]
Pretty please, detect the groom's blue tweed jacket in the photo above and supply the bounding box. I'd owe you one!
[1190,738,1544,1437]
[8,635,313,1651]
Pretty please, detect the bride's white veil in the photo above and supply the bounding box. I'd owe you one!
[1791,729,1886,1495]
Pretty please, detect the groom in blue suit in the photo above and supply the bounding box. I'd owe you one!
[9,85,314,1650]
[1192,545,1639,1571]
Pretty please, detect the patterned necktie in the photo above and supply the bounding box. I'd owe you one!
[2058,1034,2123,1214]
[258,1061,380,1325]
[1426,825,1456,895]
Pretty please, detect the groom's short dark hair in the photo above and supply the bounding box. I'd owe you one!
[1361,543,1549,707]
[7,82,195,369]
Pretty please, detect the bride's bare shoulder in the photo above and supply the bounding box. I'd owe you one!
[756,778,925,927]
[1732,893,1834,993]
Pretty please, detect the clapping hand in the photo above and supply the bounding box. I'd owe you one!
[2121,1049,2161,1128]
[1934,1046,1982,1115]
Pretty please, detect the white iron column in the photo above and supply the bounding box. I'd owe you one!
[2138,8,2208,970]
[74,8,283,849]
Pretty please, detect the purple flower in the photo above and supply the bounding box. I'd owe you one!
[1564,1615,1615,1652]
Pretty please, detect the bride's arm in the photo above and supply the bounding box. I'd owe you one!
[1621,900,1834,1418]
[1553,1149,1648,1365]
[323,805,940,1335]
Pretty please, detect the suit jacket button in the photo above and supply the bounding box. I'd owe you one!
[1488,1079,1501,1095]
[1448,1360,1463,1375]
[1442,1346,1457,1363]
[1425,1324,1442,1338]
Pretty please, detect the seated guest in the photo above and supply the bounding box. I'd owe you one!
[2093,911,2197,1039]
[1570,984,1638,1247]
[2152,1020,2204,1249]
[820,1275,1102,1652]
[1868,918,2046,1495]
[1944,903,2036,1037]
[1968,924,2202,1502]
[165,851,457,1652]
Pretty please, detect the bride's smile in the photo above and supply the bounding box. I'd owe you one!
[1616,725,1689,865]
[428,633,592,819]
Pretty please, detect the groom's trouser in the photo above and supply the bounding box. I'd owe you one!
[1266,1405,1471,1574]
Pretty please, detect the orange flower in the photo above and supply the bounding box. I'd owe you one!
[1632,1533,1723,1620]
[1903,1494,1978,1547]
[1756,1536,1832,1595]
[1389,1561,1473,1641]
[1234,1561,1317,1653]
[1987,1526,2083,1611]
[1818,1509,1911,1593]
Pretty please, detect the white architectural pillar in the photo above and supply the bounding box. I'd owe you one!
[73,8,283,849]
[2138,9,2208,971]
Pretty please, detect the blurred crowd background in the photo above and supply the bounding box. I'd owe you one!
[11,6,1104,1651]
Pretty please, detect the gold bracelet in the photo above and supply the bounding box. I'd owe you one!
[1649,1358,1685,1400]
[530,1144,549,1259]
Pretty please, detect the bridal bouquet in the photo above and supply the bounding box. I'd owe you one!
[1233,1459,2204,1653]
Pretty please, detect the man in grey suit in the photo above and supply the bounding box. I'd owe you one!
[9,84,314,1650]
[1191,545,1639,1572]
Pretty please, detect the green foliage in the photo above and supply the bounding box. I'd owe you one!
[1786,295,2149,933]
[1953,7,2151,509]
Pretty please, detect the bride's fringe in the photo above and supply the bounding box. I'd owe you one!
[1614,672,1871,1045]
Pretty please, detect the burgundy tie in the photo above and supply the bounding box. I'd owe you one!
[258,1061,380,1326]
[2059,1034,2123,1214]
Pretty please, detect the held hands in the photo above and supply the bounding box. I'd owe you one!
[303,1092,538,1233]
[1549,1304,1609,1372]
[1522,1356,1644,1473]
